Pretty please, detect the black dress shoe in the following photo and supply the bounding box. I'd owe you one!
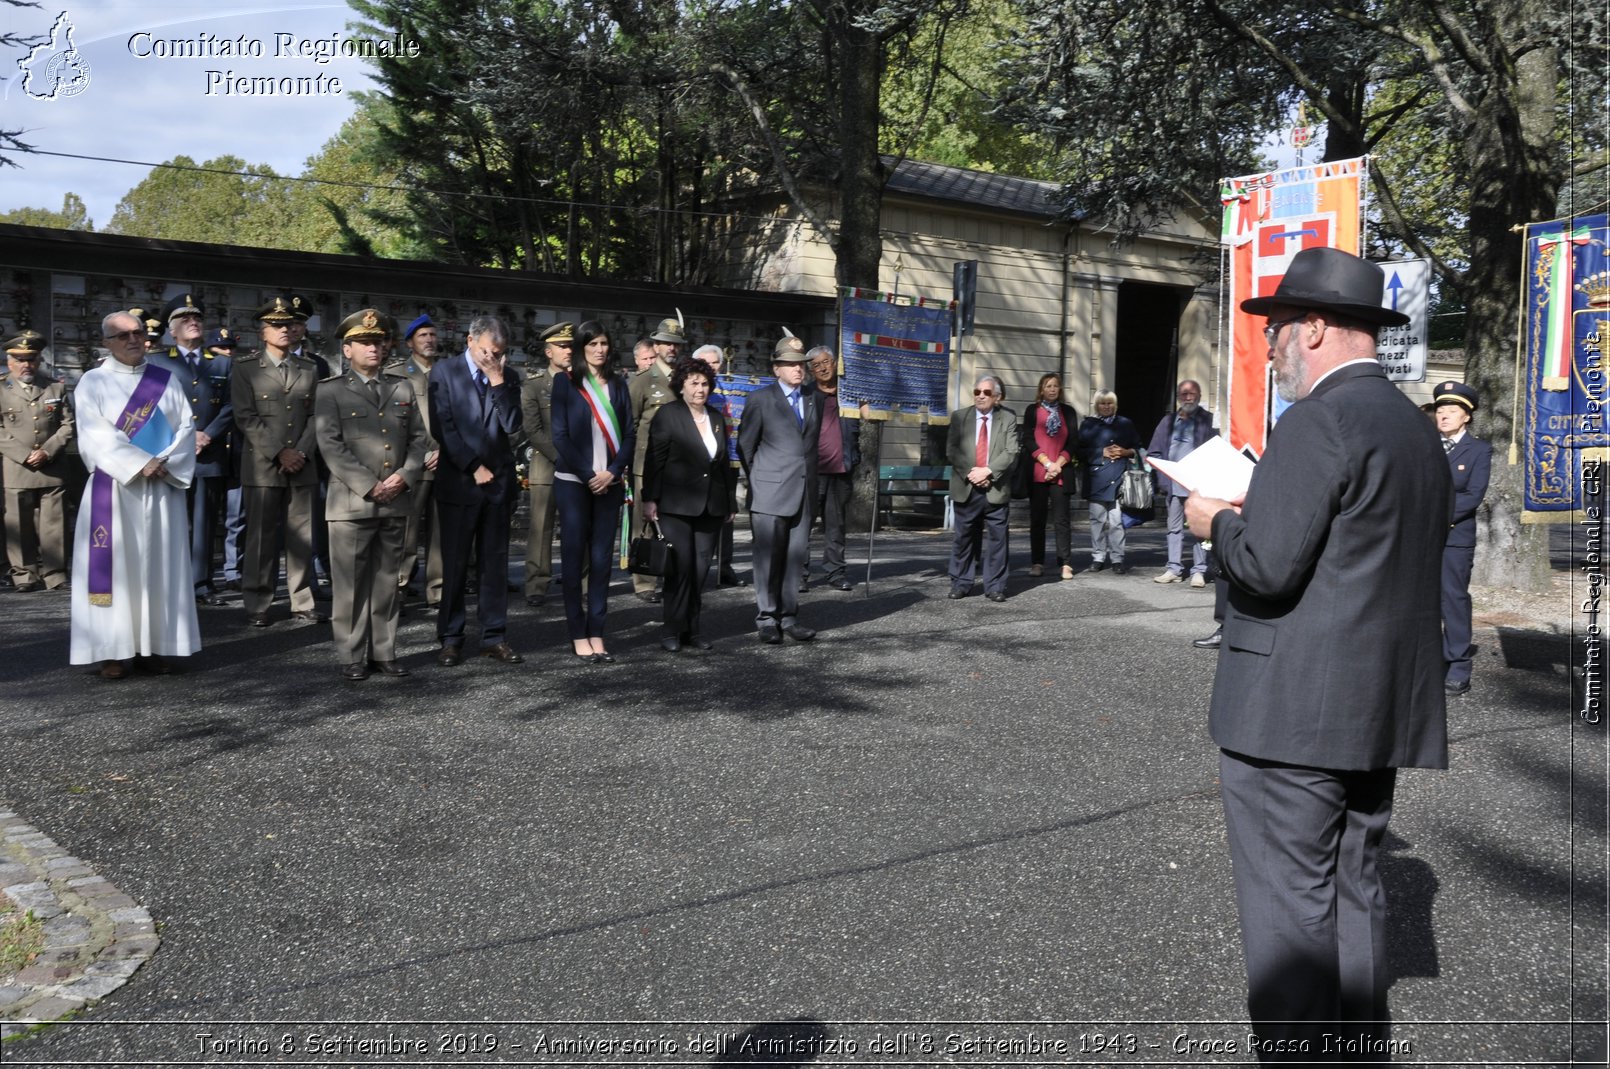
[718,573,748,587]
[196,590,224,606]
[437,645,463,667]
[635,590,663,604]
[1113,561,1130,575]
[661,635,682,653]
[1192,627,1223,649]
[685,633,713,650]
[947,588,968,600]
[135,654,173,675]
[782,624,816,642]
[369,660,409,676]
[1090,560,1107,572]
[758,624,783,645]
[480,642,524,663]
[247,613,271,628]
[829,579,854,591]
[342,662,370,680]
[985,591,1007,603]
[1445,679,1470,696]
[292,608,329,623]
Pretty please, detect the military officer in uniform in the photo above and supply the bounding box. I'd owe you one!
[150,293,234,605]
[315,310,428,680]
[521,321,572,606]
[128,307,165,353]
[284,292,334,592]
[0,331,74,591]
[1434,380,1492,695]
[207,327,250,591]
[389,314,444,605]
[232,296,326,627]
[628,316,684,603]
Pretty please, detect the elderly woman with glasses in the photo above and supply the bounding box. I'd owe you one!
[1077,389,1142,574]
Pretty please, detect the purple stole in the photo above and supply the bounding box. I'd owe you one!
[88,364,173,607]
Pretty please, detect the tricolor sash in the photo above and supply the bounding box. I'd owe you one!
[580,372,623,463]
[89,364,173,607]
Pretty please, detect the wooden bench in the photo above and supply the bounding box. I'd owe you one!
[876,464,953,528]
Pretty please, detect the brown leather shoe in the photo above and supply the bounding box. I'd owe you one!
[369,660,410,677]
[99,659,129,680]
[479,642,524,663]
[437,645,463,667]
[341,662,370,680]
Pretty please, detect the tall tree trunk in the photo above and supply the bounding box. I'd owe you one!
[1463,31,1561,592]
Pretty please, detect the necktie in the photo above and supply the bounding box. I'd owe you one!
[790,389,803,427]
[280,361,292,389]
[476,370,489,397]
[368,379,381,405]
[976,415,989,467]
[1443,438,1454,454]
[186,351,200,377]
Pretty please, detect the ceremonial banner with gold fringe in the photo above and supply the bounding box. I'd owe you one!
[1521,213,1610,519]
[837,287,954,424]
[1220,157,1366,456]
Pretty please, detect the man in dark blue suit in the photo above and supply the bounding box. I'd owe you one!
[149,293,233,606]
[1433,381,1491,696]
[1187,248,1452,1057]
[428,316,524,666]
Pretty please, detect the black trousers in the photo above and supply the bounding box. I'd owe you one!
[812,470,852,581]
[1027,479,1071,566]
[1441,543,1475,684]
[1219,749,1397,1061]
[436,495,512,649]
[660,510,721,637]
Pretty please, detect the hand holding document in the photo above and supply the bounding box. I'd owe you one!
[1145,436,1256,502]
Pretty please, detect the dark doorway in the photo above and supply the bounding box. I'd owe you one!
[1115,281,1190,444]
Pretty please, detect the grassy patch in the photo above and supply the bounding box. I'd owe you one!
[0,896,43,979]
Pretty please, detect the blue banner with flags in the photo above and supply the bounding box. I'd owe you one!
[837,287,954,423]
[1521,212,1610,519]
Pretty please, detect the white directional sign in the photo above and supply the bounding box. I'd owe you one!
[1377,259,1430,382]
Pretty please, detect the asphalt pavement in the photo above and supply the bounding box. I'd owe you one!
[0,523,1602,1067]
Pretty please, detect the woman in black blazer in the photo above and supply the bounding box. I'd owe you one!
[550,320,636,662]
[642,359,738,652]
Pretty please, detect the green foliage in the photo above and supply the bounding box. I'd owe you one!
[104,155,294,248]
[281,107,415,258]
[0,192,93,231]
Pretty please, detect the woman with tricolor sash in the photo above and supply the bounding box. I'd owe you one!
[550,320,636,663]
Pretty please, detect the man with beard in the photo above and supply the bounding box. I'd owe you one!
[0,330,74,592]
[1186,247,1451,1057]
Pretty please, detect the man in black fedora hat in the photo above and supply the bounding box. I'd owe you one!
[1186,246,1452,1056]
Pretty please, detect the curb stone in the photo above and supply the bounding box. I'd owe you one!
[0,808,159,1039]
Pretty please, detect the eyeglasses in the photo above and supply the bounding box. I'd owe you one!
[1263,315,1307,345]
[104,329,144,341]
[973,389,996,397]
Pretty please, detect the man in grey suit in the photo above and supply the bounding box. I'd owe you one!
[1186,247,1452,1057]
[945,374,1019,601]
[738,336,820,643]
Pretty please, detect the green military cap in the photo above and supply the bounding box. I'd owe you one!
[4,329,46,355]
[540,321,576,346]
[336,309,388,342]
[254,296,299,323]
[285,293,314,321]
[649,317,687,345]
[772,333,808,362]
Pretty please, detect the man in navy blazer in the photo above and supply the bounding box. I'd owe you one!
[428,316,524,666]
[1432,380,1491,695]
[1187,248,1452,1055]
[738,336,821,643]
[149,293,233,605]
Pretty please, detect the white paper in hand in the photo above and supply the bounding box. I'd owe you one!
[1145,436,1255,501]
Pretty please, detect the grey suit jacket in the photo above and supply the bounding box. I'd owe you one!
[738,381,820,517]
[946,405,1019,506]
[1208,361,1452,771]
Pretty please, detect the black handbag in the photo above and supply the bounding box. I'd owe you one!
[627,520,672,576]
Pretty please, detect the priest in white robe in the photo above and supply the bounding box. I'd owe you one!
[70,311,201,678]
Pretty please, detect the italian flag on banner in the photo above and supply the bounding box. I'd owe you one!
[1536,225,1594,390]
[1219,157,1366,456]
